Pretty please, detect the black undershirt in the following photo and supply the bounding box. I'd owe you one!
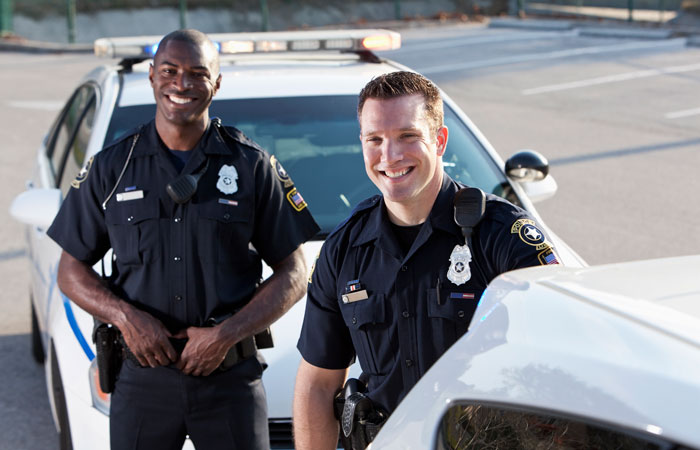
[390,222,422,257]
[167,148,194,173]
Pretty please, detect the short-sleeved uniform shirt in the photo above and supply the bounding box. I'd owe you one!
[48,119,319,332]
[297,174,558,414]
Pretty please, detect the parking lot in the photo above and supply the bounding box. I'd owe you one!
[1,21,699,447]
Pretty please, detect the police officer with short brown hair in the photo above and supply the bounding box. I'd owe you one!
[293,71,559,449]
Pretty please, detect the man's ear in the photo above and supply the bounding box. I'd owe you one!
[148,63,155,87]
[436,126,448,156]
[212,73,222,96]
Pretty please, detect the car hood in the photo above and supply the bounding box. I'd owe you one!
[371,255,700,449]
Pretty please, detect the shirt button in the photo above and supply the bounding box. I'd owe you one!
[174,256,181,261]
[401,265,408,272]
[223,213,230,220]
[174,217,181,223]
[174,295,182,301]
[127,216,134,222]
[352,317,357,324]
[405,359,414,367]
[402,311,410,318]
[457,310,465,318]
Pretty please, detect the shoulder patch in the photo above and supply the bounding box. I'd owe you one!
[308,249,321,284]
[286,187,307,212]
[537,245,560,265]
[70,156,94,189]
[271,155,294,188]
[511,218,549,250]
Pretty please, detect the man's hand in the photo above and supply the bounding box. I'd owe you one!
[175,326,230,376]
[117,308,178,368]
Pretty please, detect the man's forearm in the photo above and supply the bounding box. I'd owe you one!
[293,360,346,450]
[57,251,177,366]
[57,250,130,327]
[216,245,307,346]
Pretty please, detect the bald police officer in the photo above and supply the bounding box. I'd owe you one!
[293,71,559,449]
[49,29,318,450]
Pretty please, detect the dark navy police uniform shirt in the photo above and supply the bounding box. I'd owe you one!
[48,119,319,332]
[297,174,559,414]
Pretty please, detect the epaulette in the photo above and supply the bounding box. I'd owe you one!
[327,195,381,238]
[102,123,144,151]
[482,192,530,226]
[212,118,265,153]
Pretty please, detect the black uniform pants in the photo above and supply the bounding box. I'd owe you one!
[110,354,269,450]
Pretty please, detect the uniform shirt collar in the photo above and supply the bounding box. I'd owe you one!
[132,119,231,158]
[353,173,463,255]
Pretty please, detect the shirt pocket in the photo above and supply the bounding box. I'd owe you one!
[339,294,392,376]
[427,288,482,352]
[196,201,253,265]
[105,197,160,265]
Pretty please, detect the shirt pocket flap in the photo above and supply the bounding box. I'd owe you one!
[105,197,159,225]
[427,289,481,324]
[197,200,251,223]
[340,294,386,330]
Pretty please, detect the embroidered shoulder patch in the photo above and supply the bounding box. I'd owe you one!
[71,156,94,189]
[271,155,294,188]
[308,249,321,284]
[511,218,548,250]
[537,246,560,265]
[286,187,307,212]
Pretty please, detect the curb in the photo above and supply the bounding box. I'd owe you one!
[489,15,699,40]
[577,26,673,38]
[489,17,574,30]
[0,38,92,54]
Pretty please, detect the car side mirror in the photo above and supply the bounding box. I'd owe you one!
[505,150,549,182]
[10,188,62,230]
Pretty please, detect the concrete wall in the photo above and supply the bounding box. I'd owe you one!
[13,1,462,43]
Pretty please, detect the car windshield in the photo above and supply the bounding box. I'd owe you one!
[106,95,515,236]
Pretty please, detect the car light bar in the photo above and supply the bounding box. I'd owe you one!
[94,29,401,59]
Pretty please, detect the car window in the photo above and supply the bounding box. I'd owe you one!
[47,84,97,194]
[105,95,514,235]
[58,95,97,194]
[437,403,683,450]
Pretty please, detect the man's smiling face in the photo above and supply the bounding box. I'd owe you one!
[360,94,447,212]
[149,39,221,128]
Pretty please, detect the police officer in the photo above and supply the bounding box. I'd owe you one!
[292,71,560,449]
[48,29,319,450]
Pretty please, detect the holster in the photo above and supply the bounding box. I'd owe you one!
[333,378,387,450]
[92,320,123,393]
[206,311,274,371]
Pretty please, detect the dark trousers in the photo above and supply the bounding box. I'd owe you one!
[110,354,269,450]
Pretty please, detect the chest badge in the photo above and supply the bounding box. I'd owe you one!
[447,244,472,286]
[217,164,238,195]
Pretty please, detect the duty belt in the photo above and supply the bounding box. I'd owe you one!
[121,335,257,371]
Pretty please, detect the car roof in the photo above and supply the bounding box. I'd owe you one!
[372,255,700,449]
[117,54,404,106]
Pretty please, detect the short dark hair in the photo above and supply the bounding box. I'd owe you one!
[155,29,220,76]
[358,71,443,135]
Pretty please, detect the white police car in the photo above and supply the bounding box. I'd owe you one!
[9,29,584,450]
[370,255,700,450]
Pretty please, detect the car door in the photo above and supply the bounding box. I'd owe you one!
[29,83,98,346]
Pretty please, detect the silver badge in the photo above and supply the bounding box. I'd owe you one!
[447,244,472,286]
[217,164,238,195]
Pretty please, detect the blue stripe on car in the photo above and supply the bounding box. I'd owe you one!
[61,293,95,361]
